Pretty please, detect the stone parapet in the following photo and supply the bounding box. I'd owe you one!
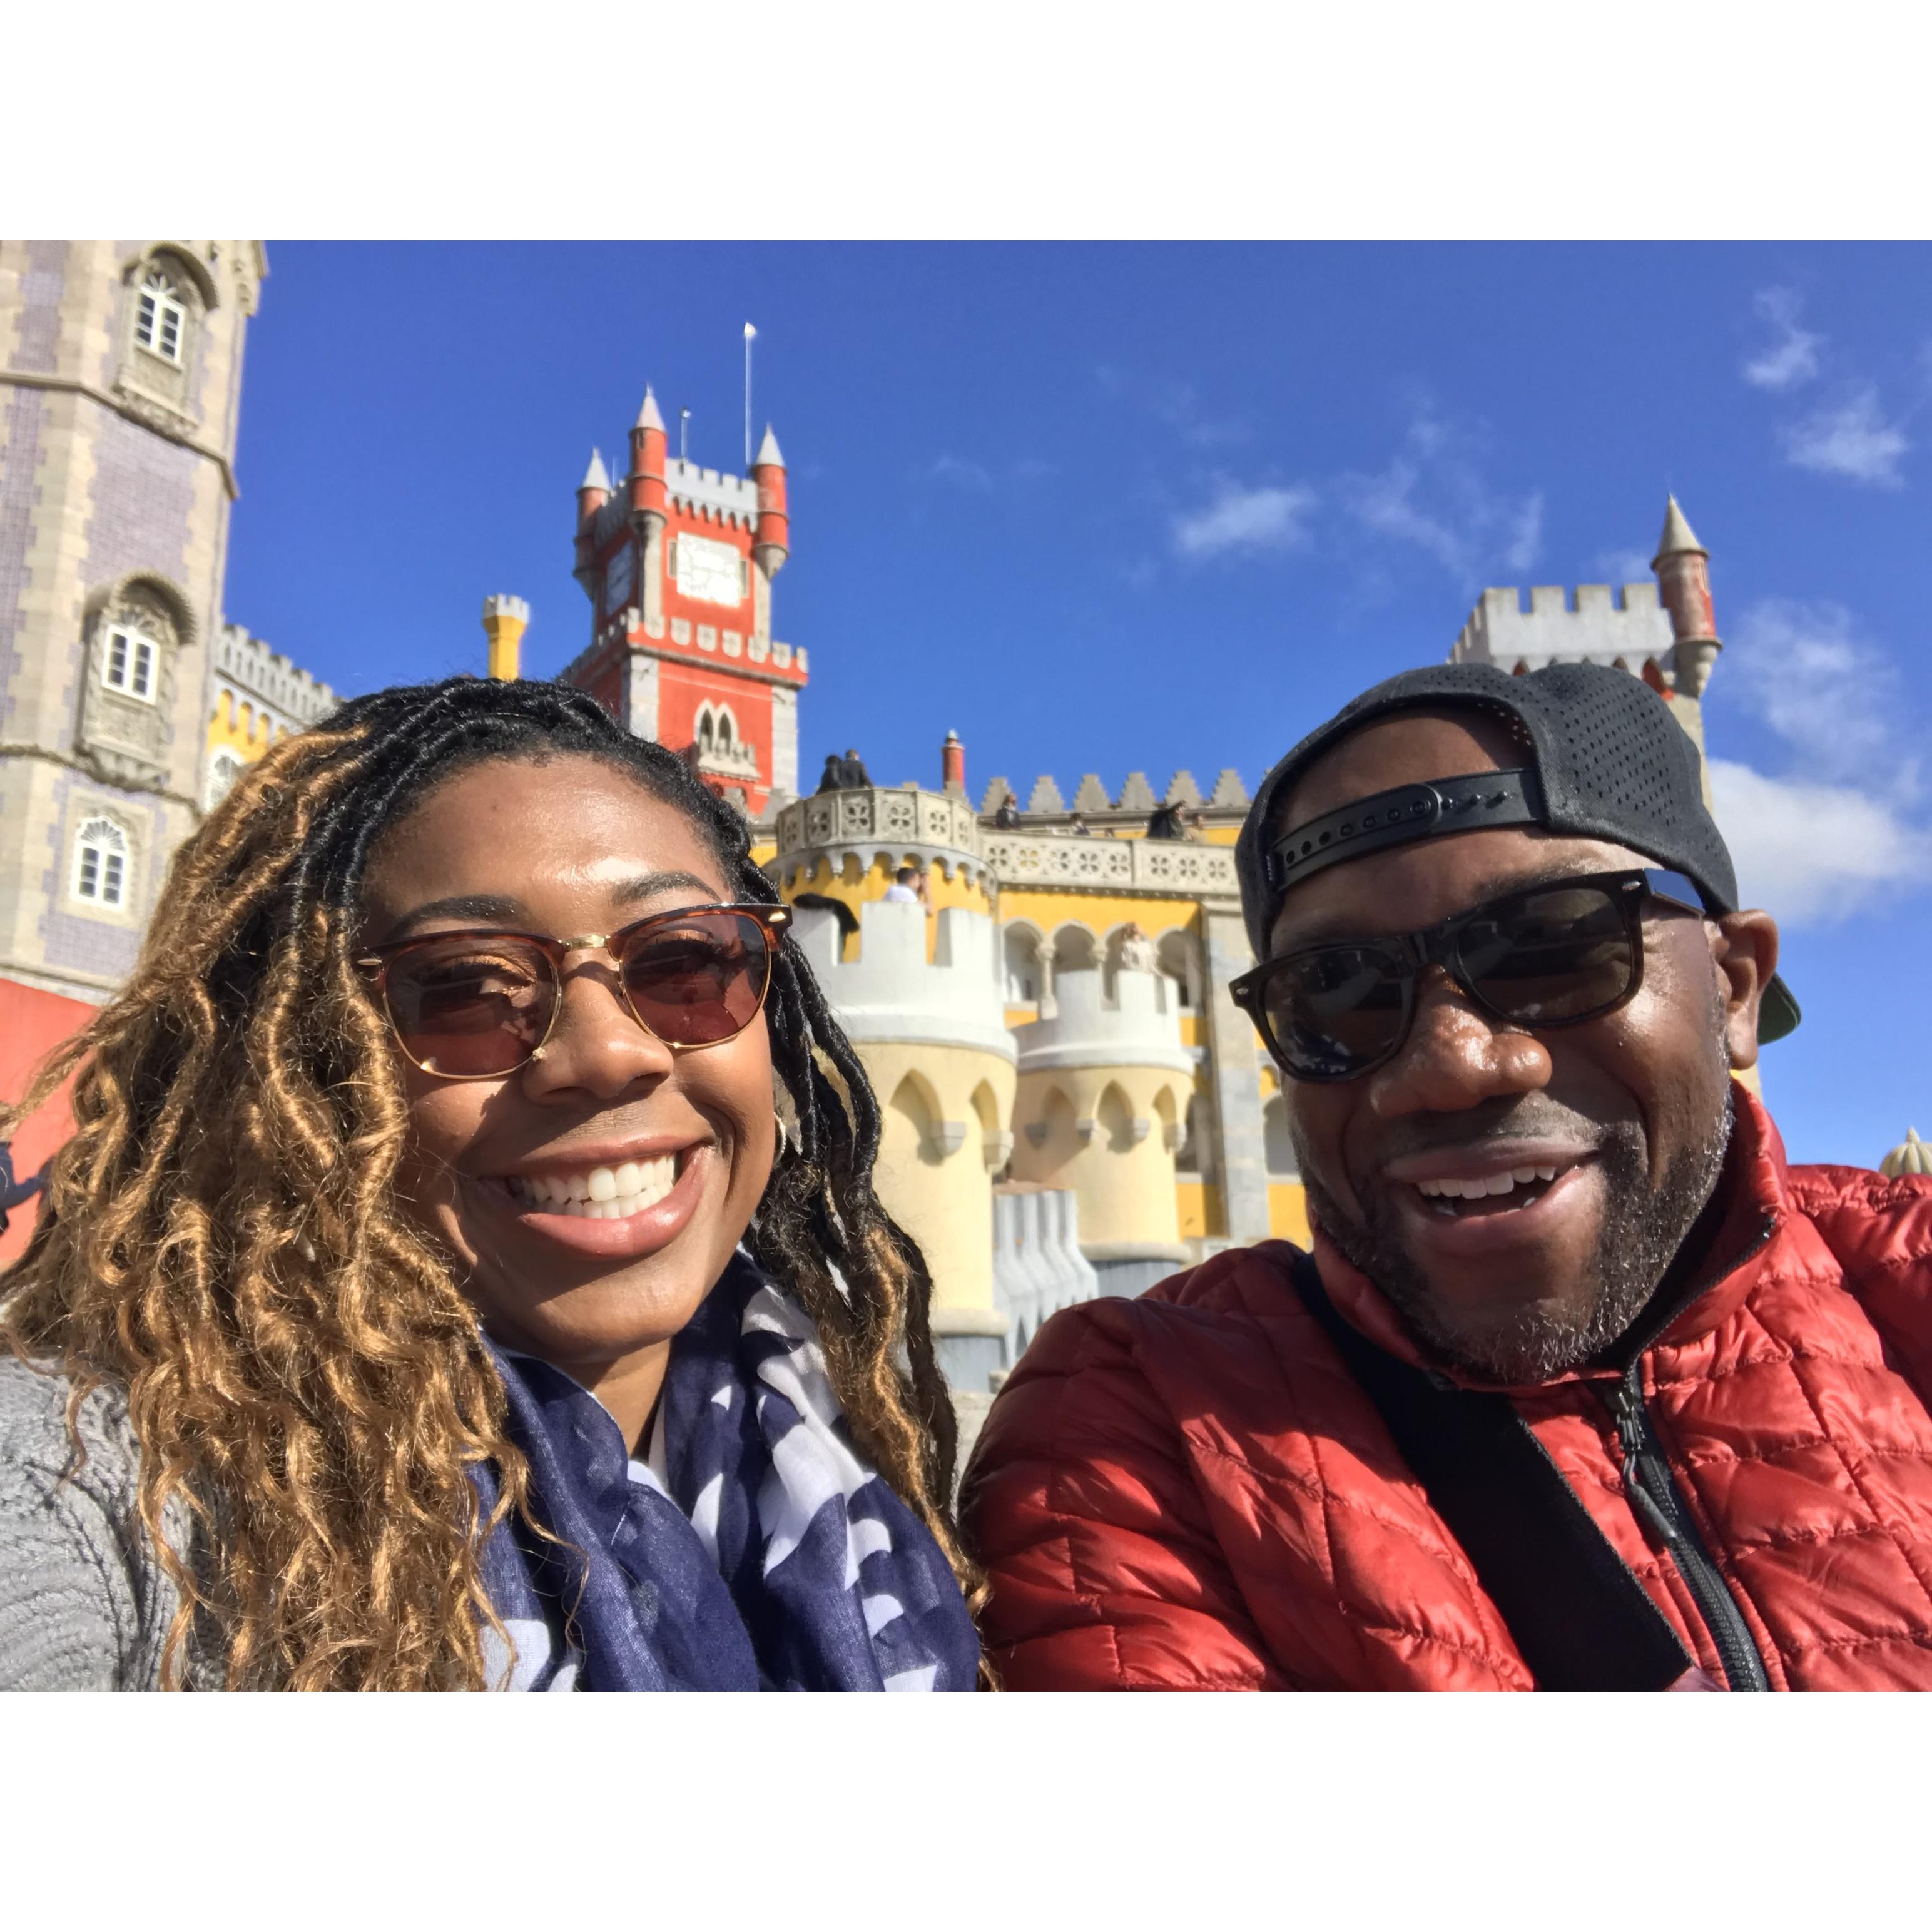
[1011,967,1194,1075]
[984,830,1238,898]
[791,897,1012,1058]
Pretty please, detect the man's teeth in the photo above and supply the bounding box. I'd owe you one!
[504,1155,678,1219]
[1416,1166,1559,1202]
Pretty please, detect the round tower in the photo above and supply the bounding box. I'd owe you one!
[751,424,788,579]
[788,896,1017,1391]
[1654,494,1721,698]
[1006,961,1196,1298]
[480,594,529,682]
[769,781,995,933]
[628,387,668,536]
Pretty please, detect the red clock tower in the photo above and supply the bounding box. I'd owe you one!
[561,387,805,816]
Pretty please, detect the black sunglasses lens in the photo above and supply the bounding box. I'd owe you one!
[1457,883,1635,1024]
[1261,945,1410,1080]
[384,938,556,1077]
[621,912,772,1046]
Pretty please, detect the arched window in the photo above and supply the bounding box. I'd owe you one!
[135,267,187,364]
[714,706,736,749]
[205,750,245,809]
[73,817,130,908]
[696,706,716,751]
[1157,929,1198,1009]
[102,623,158,701]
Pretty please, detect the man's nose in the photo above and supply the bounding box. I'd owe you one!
[1365,968,1552,1119]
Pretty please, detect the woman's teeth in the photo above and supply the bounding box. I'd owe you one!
[504,1155,679,1219]
[1416,1166,1560,1214]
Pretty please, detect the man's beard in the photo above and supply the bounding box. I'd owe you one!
[1302,1086,1735,1386]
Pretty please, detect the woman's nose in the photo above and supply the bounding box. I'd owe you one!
[522,961,676,1098]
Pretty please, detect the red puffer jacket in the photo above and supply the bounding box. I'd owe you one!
[962,1090,1932,1689]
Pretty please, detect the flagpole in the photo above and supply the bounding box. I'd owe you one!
[743,322,756,470]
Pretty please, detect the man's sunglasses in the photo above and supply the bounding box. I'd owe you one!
[1228,869,1704,1085]
[355,903,791,1080]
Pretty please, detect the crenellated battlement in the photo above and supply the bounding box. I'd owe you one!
[215,623,337,727]
[663,457,759,524]
[790,898,1014,1058]
[1452,582,1676,680]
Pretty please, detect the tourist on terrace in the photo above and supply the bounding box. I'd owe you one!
[883,864,927,906]
[0,678,982,1691]
[994,793,1022,830]
[965,661,1932,1690]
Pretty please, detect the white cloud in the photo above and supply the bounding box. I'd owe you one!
[1742,287,1823,392]
[1709,761,1932,924]
[1708,599,1931,925]
[1726,599,1906,783]
[1172,480,1316,557]
[1782,386,1908,486]
[1592,546,1654,584]
[1341,404,1543,589]
[921,454,993,491]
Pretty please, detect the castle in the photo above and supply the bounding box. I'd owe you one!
[536,387,1737,1399]
[0,243,1745,1371]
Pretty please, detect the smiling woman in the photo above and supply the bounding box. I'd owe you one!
[0,677,984,1691]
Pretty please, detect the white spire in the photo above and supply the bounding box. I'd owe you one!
[1654,494,1706,564]
[580,448,611,492]
[636,387,666,432]
[755,424,785,467]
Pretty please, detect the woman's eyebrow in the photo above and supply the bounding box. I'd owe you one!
[379,893,525,942]
[608,869,723,910]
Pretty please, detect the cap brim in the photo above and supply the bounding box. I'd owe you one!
[1759,972,1801,1044]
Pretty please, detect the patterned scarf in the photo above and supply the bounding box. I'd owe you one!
[470,1251,980,1691]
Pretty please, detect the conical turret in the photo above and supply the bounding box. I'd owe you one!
[1652,494,1721,698]
[628,386,668,527]
[752,420,789,578]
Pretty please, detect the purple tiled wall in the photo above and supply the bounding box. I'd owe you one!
[0,386,46,729]
[8,241,68,376]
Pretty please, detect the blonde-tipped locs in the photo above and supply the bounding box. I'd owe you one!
[0,676,984,1688]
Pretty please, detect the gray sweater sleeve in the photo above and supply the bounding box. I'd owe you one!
[0,1358,175,1690]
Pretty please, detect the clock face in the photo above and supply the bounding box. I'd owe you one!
[674,532,745,608]
[604,542,636,612]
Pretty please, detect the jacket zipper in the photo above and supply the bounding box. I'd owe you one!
[1604,1366,1768,1691]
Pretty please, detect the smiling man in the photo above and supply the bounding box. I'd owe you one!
[962,662,1932,1690]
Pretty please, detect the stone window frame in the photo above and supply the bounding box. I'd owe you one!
[116,245,219,422]
[134,267,189,363]
[101,621,160,703]
[71,815,132,911]
[78,574,195,790]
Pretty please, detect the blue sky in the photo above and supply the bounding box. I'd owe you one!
[225,242,1932,1168]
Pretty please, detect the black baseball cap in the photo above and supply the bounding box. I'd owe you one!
[1233,661,1799,1042]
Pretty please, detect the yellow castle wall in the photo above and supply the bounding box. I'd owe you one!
[776,852,993,961]
[1009,1064,1189,1251]
[848,1040,1016,1318]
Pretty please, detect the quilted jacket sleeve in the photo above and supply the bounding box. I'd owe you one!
[960,1298,1290,1690]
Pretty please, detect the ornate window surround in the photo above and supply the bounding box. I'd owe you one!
[71,815,132,910]
[116,245,218,427]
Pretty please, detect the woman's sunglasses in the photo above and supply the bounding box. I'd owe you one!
[355,903,791,1080]
[1229,869,1703,1085]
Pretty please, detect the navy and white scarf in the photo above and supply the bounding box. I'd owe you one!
[471,1252,980,1691]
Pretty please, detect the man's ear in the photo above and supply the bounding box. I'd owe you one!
[1711,910,1780,1071]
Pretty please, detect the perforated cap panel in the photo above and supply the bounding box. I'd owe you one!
[1235,661,1799,1040]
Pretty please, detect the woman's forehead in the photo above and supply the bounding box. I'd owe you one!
[364,755,725,907]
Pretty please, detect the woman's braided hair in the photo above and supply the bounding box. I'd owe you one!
[0,676,984,1688]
